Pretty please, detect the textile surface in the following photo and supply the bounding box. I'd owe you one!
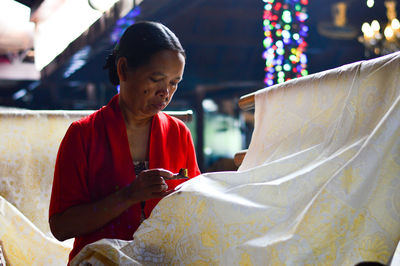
[0,111,90,236]
[0,195,71,265]
[72,52,400,265]
[0,110,90,265]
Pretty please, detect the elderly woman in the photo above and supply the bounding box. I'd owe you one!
[49,21,200,263]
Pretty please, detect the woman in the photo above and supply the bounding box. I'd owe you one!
[49,21,200,263]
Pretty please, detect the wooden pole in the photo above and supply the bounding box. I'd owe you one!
[238,93,255,111]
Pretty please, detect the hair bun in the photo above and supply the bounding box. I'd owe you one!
[103,52,115,70]
[104,51,120,86]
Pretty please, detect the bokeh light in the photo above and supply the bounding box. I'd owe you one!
[263,0,309,86]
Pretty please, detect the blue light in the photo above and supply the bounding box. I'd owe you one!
[63,46,91,78]
[111,6,141,43]
[300,54,308,64]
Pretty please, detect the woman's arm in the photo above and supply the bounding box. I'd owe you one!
[49,169,173,241]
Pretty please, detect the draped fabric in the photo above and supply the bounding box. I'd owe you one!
[72,52,400,265]
[0,110,90,265]
[0,195,71,265]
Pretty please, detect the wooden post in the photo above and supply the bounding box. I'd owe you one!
[195,85,205,172]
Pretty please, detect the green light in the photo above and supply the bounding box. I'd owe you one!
[264,4,272,10]
[278,78,285,84]
[295,4,301,11]
[277,48,285,55]
[289,55,297,62]
[282,30,290,39]
[278,71,285,78]
[263,20,270,26]
[282,10,292,24]
[276,30,282,37]
[301,69,308,76]
[276,40,283,48]
[283,64,291,71]
[263,38,271,48]
[284,24,291,30]
[275,65,282,72]
[293,33,300,40]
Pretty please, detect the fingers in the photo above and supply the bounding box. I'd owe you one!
[137,169,174,187]
[148,183,169,193]
[152,188,176,198]
[141,169,173,179]
[138,170,166,185]
[133,168,180,201]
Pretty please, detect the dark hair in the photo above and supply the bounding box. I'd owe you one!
[103,21,185,86]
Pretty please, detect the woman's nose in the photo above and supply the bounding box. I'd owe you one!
[156,86,169,100]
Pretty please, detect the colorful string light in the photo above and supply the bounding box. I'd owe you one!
[263,0,309,86]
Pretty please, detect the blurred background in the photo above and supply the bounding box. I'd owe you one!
[1,0,399,172]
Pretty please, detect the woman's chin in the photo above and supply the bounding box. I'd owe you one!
[146,108,162,117]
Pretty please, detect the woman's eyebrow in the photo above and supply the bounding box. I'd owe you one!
[151,72,166,76]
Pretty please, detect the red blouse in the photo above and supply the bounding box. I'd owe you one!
[49,94,200,262]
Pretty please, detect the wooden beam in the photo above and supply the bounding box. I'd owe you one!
[238,92,255,111]
[233,149,247,167]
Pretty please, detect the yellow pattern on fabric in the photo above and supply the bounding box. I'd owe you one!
[0,111,91,265]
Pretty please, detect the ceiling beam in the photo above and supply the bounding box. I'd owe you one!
[40,0,140,80]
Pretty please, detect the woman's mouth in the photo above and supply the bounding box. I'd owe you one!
[152,102,166,111]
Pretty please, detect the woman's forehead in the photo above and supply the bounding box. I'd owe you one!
[142,51,185,73]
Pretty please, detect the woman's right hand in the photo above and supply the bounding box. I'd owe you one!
[125,168,174,203]
[49,168,175,241]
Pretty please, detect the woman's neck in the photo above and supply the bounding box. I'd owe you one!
[118,98,152,128]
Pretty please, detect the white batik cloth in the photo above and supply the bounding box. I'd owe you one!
[72,52,400,265]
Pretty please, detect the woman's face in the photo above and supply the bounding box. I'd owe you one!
[118,49,185,120]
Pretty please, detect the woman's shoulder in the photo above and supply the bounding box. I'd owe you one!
[74,94,119,127]
[73,105,107,126]
[66,106,108,141]
[157,112,189,131]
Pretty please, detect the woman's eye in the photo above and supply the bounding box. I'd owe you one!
[150,77,162,82]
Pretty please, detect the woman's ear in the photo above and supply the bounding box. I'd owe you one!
[117,57,128,82]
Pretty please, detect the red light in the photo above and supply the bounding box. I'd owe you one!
[274,2,282,11]
[263,11,272,20]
